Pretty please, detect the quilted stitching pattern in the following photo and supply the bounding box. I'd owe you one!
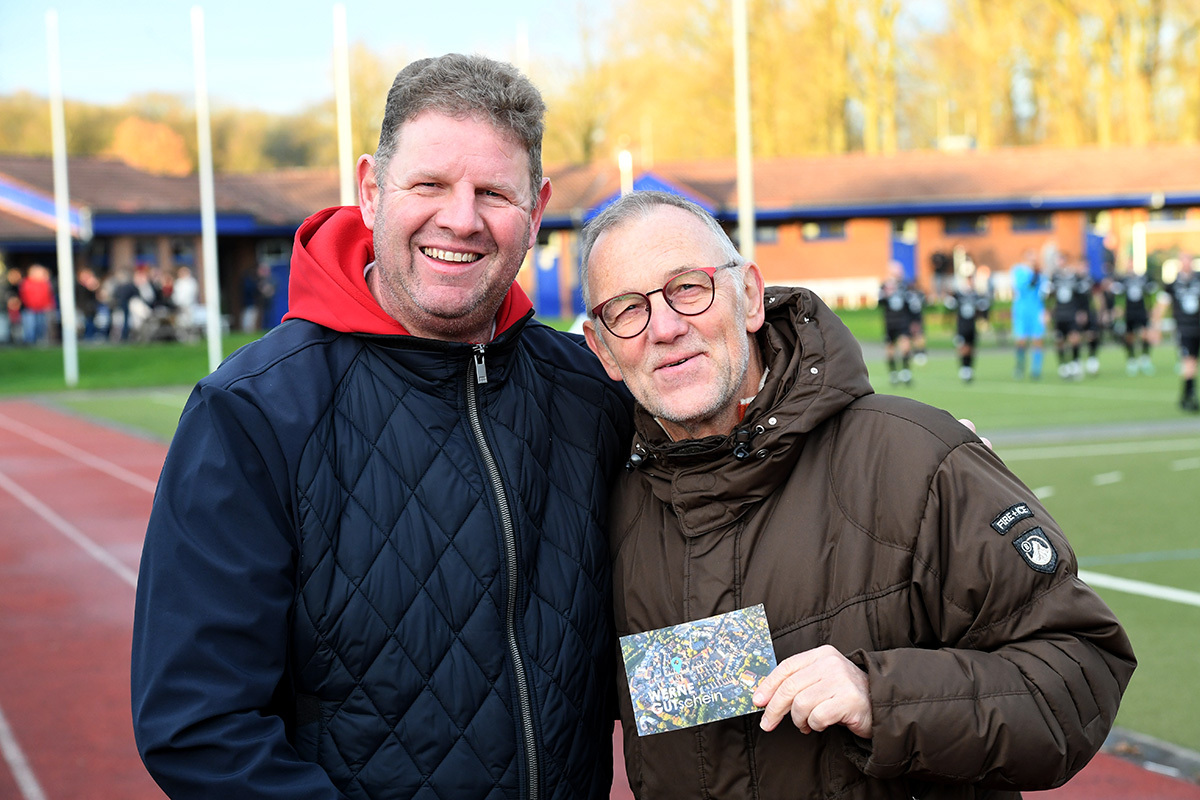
[290,332,624,800]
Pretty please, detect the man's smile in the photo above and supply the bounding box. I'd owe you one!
[420,246,482,264]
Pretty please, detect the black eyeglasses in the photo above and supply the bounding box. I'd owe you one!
[590,261,737,339]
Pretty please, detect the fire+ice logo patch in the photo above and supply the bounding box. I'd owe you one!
[991,502,1033,535]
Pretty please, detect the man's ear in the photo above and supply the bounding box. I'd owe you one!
[742,262,767,334]
[583,319,625,383]
[527,178,553,250]
[358,155,379,230]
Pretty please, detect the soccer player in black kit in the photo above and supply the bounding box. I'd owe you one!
[879,261,913,385]
[943,268,991,383]
[1111,269,1158,376]
[1152,257,1200,412]
[906,282,928,366]
[1045,256,1093,380]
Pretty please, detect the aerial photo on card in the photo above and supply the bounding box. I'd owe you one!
[620,604,778,736]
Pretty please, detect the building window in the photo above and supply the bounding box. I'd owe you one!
[801,220,846,241]
[756,224,779,244]
[892,217,917,243]
[135,240,159,267]
[171,238,196,267]
[943,214,988,235]
[256,239,292,266]
[1148,207,1187,222]
[1011,212,1053,232]
[86,240,111,272]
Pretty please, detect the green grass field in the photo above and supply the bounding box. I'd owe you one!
[3,311,1198,752]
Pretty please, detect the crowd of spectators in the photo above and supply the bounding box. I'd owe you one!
[0,261,277,346]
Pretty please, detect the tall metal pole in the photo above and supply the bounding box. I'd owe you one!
[618,149,633,196]
[1131,222,1147,277]
[46,10,79,387]
[732,0,756,261]
[191,6,222,373]
[514,20,530,78]
[333,3,355,206]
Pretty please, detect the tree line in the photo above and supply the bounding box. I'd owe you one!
[3,0,1199,176]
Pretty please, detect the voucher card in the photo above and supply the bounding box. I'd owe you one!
[619,604,778,736]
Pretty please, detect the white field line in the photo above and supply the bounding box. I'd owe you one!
[0,411,158,494]
[1033,486,1055,499]
[0,469,139,589]
[1001,438,1200,462]
[1080,570,1200,608]
[1092,471,1124,486]
[1080,549,1200,567]
[1171,457,1200,471]
[0,701,47,800]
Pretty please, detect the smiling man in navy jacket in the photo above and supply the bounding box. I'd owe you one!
[131,54,632,800]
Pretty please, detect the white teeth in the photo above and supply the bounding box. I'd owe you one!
[422,247,481,263]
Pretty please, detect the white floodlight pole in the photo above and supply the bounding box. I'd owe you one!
[46,10,79,387]
[514,20,530,77]
[732,0,756,261]
[1131,221,1147,276]
[333,3,355,206]
[191,6,222,373]
[618,149,633,195]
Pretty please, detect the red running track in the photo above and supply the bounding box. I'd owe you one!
[2,398,1198,800]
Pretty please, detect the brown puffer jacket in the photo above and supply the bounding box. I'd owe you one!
[610,286,1135,799]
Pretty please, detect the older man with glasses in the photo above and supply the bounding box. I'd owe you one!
[580,190,1135,800]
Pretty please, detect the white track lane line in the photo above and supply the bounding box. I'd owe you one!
[0,410,152,797]
[0,411,158,494]
[0,701,47,800]
[0,469,139,589]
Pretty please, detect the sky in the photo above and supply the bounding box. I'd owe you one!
[0,0,602,114]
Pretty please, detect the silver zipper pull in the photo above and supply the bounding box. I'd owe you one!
[473,344,488,384]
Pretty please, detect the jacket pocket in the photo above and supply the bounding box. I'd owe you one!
[293,693,325,762]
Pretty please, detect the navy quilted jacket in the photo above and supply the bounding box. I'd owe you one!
[132,207,632,799]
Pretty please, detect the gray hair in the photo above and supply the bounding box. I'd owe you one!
[579,190,744,312]
[374,54,546,205]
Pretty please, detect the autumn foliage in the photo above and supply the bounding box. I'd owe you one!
[104,117,192,176]
[4,0,1200,174]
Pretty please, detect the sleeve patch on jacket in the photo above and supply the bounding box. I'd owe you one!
[1013,528,1058,573]
[991,502,1034,534]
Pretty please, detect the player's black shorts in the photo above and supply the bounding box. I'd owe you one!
[1125,312,1149,333]
[1054,319,1076,340]
[884,323,909,344]
[954,325,978,348]
[1179,333,1200,360]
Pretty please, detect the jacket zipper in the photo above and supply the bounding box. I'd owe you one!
[466,343,539,800]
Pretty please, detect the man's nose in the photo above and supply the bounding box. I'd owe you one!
[434,184,485,236]
[644,292,690,343]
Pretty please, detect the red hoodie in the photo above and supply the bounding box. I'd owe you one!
[18,273,55,312]
[283,206,533,338]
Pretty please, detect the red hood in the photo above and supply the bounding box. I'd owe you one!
[283,206,533,337]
